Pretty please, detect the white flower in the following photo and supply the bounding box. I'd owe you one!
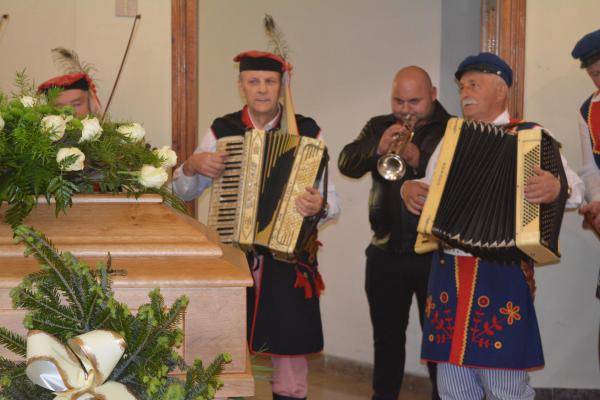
[41,115,71,141]
[79,116,103,142]
[20,96,36,107]
[153,146,178,168]
[56,147,85,171]
[117,122,146,142]
[138,165,168,188]
[0,114,4,131]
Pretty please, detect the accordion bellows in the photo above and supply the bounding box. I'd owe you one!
[415,118,568,265]
[208,129,326,261]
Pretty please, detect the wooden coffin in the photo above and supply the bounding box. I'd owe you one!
[0,194,254,398]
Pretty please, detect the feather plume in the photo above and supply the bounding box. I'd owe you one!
[263,14,289,60]
[51,47,96,75]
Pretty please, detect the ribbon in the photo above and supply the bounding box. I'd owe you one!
[26,329,136,400]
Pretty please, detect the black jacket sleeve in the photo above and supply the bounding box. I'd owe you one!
[338,118,381,178]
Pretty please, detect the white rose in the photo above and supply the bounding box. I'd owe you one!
[20,96,36,107]
[0,114,4,131]
[138,165,168,188]
[153,146,178,168]
[117,122,146,142]
[41,115,71,141]
[56,147,85,171]
[80,116,103,142]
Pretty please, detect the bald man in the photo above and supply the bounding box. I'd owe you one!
[338,66,450,400]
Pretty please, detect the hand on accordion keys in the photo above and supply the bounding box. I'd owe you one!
[295,187,325,217]
[182,151,228,178]
[400,180,429,215]
[523,165,561,204]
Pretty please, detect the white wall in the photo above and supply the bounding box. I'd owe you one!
[0,0,171,147]
[524,0,600,389]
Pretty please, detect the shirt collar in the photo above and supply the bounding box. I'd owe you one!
[243,104,282,130]
[493,110,510,126]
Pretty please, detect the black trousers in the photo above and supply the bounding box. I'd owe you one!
[365,244,440,400]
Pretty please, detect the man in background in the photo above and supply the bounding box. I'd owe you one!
[37,72,101,118]
[338,66,449,400]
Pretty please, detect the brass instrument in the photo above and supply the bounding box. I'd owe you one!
[377,115,415,180]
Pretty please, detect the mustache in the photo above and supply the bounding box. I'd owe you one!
[462,98,478,107]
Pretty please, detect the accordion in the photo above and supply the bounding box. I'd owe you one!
[415,118,569,265]
[207,129,327,261]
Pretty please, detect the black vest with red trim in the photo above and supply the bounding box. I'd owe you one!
[210,106,320,139]
[579,91,600,169]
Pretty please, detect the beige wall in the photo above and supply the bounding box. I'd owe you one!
[0,0,171,147]
[525,0,600,389]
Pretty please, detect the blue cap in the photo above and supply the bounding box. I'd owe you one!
[455,52,513,87]
[571,29,600,68]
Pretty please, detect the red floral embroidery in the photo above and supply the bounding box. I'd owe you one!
[426,295,435,318]
[500,301,521,325]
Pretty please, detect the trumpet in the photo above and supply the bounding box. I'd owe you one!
[377,115,415,181]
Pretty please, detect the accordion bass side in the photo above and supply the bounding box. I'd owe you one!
[207,129,326,261]
[415,118,569,265]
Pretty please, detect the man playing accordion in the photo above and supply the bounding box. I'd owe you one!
[401,52,584,400]
[172,51,339,400]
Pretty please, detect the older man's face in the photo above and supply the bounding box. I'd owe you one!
[238,70,282,117]
[55,89,92,118]
[458,71,506,123]
[586,58,600,90]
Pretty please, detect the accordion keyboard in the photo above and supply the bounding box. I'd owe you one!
[207,136,245,244]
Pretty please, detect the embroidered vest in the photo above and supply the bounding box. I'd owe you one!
[580,91,600,169]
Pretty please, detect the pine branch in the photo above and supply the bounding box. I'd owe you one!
[0,327,26,358]
[12,226,86,319]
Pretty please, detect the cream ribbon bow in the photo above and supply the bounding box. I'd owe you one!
[26,329,136,400]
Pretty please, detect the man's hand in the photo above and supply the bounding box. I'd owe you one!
[377,122,410,156]
[524,166,561,204]
[296,187,324,217]
[401,142,420,169]
[581,201,600,233]
[401,180,429,215]
[182,151,228,178]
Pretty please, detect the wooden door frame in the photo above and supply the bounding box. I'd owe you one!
[481,0,526,119]
[171,0,198,216]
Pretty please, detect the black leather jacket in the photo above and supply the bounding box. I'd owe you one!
[338,101,451,253]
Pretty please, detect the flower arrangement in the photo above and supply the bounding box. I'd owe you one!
[0,72,185,227]
[0,226,230,400]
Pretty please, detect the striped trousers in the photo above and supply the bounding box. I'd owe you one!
[437,363,535,400]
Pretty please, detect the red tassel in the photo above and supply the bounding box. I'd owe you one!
[294,269,313,299]
[315,271,325,298]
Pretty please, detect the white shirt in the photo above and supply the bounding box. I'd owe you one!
[172,109,340,223]
[417,110,584,256]
[577,91,600,202]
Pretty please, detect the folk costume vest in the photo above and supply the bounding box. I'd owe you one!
[580,91,600,169]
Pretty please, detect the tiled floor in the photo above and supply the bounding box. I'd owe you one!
[251,356,434,400]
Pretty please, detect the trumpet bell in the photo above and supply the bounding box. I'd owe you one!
[377,153,407,181]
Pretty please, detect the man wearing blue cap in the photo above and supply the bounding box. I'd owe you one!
[572,29,600,235]
[401,52,584,399]
[572,28,600,365]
